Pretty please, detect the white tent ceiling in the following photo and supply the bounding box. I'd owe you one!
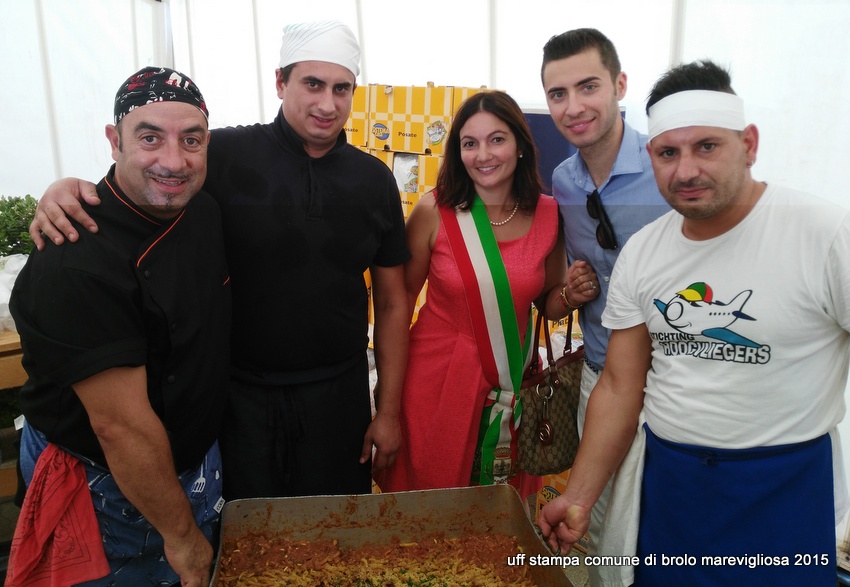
[2,0,850,205]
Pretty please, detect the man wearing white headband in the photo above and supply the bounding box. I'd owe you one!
[541,60,850,587]
[29,20,410,502]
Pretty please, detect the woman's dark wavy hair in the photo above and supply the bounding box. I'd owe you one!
[434,91,542,212]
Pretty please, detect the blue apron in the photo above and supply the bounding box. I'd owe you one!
[634,424,835,587]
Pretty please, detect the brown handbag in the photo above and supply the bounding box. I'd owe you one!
[518,310,584,475]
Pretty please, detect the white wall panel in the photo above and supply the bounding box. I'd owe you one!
[4,0,849,203]
[681,0,850,207]
[359,0,491,89]
[0,1,54,199]
[175,0,262,129]
[0,0,166,199]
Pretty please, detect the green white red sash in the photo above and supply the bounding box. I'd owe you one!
[439,195,533,485]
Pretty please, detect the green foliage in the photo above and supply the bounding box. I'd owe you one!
[0,194,38,256]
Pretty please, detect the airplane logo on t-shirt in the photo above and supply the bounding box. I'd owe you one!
[653,282,761,348]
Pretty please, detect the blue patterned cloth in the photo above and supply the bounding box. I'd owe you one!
[19,422,223,586]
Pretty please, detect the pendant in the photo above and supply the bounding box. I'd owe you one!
[538,419,553,445]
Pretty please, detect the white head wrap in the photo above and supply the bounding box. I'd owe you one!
[647,90,745,140]
[279,20,361,77]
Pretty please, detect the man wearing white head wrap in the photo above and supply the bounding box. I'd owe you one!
[279,19,361,77]
[540,60,850,587]
[273,20,362,158]
[29,20,410,503]
[646,89,745,141]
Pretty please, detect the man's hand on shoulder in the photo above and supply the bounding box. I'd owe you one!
[30,177,101,249]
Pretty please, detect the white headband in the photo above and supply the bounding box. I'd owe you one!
[647,90,745,140]
[279,20,361,77]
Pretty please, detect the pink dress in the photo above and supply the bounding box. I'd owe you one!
[378,196,559,497]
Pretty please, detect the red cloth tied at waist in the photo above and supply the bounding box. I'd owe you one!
[5,443,109,586]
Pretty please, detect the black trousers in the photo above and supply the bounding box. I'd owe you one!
[219,357,373,500]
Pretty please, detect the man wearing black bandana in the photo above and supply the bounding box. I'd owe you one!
[9,67,229,587]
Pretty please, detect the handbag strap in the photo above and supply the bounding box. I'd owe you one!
[526,309,579,376]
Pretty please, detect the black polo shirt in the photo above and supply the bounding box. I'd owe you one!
[206,111,409,378]
[11,166,231,472]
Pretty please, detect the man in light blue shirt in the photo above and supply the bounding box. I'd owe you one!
[541,28,669,586]
[554,119,668,375]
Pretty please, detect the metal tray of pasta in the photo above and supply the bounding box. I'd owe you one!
[209,484,573,586]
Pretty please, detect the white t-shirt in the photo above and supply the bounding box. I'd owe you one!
[603,183,850,449]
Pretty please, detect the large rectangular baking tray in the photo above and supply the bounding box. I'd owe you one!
[210,484,572,586]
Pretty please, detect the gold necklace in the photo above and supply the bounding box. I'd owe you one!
[490,201,519,226]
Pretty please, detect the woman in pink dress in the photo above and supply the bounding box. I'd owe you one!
[377,91,597,499]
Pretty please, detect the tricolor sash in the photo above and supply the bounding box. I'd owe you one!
[439,196,533,485]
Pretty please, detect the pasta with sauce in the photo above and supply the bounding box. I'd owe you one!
[216,532,539,586]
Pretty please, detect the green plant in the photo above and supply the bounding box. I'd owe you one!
[0,194,38,256]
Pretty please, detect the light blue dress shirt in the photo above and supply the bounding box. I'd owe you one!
[552,121,670,371]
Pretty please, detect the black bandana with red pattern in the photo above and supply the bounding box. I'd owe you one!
[114,66,208,124]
